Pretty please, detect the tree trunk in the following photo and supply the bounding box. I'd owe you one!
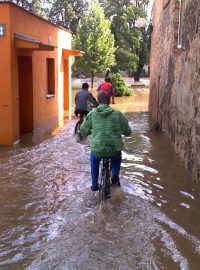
[134,64,144,82]
[91,71,94,88]
[134,70,141,82]
[105,69,110,79]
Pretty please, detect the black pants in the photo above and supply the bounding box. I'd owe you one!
[75,109,88,118]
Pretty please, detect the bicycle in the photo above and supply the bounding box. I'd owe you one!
[74,112,85,135]
[74,97,98,136]
[99,158,112,203]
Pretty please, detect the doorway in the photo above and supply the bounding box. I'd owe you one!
[18,56,33,133]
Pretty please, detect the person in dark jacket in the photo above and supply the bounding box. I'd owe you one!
[80,91,131,191]
[74,83,98,117]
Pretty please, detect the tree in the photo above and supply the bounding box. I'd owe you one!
[11,0,33,10]
[73,0,116,88]
[134,30,150,81]
[11,0,47,18]
[111,73,131,96]
[11,0,88,32]
[47,0,89,33]
[99,0,150,78]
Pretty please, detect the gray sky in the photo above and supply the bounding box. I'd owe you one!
[147,0,154,19]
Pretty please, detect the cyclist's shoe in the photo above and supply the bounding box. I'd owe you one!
[111,176,121,187]
[91,185,99,191]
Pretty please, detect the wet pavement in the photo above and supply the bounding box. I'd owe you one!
[0,91,200,270]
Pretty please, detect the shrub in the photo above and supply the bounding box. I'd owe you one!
[111,73,132,97]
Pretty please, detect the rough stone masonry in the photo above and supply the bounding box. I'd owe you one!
[149,0,200,181]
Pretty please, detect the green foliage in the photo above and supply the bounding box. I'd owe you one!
[99,0,150,76]
[11,0,47,18]
[113,48,139,75]
[139,34,149,65]
[73,0,116,79]
[111,73,132,97]
[12,0,151,82]
[47,0,88,32]
[33,0,46,18]
[12,0,89,32]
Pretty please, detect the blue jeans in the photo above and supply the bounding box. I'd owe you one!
[90,152,122,187]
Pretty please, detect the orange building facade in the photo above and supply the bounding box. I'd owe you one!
[0,2,83,145]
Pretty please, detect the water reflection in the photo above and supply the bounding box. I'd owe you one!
[0,93,200,269]
[71,88,149,116]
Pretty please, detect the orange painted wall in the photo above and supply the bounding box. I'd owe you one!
[0,4,13,144]
[0,2,72,145]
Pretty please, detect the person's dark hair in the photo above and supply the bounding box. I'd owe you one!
[97,91,110,105]
[82,83,89,89]
[105,77,111,83]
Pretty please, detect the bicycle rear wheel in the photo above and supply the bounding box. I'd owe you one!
[74,120,81,135]
[99,159,111,203]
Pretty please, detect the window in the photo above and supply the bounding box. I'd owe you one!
[47,58,55,96]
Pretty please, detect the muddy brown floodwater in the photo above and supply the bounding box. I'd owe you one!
[0,89,200,270]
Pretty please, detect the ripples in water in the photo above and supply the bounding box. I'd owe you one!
[0,112,200,270]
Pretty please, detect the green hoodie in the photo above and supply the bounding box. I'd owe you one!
[80,104,132,156]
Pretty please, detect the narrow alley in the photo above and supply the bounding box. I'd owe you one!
[0,94,200,269]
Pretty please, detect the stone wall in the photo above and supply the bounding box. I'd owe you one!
[149,0,200,180]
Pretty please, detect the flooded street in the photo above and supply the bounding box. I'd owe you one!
[1,90,200,270]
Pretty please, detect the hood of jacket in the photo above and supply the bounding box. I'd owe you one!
[96,104,114,117]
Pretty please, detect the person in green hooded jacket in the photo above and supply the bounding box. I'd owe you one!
[80,91,132,191]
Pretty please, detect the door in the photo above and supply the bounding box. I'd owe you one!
[18,56,33,133]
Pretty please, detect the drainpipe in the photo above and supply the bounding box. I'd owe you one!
[177,0,183,49]
[69,57,72,120]
[154,75,160,130]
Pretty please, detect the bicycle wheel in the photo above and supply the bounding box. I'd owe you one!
[74,120,81,135]
[99,160,111,203]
